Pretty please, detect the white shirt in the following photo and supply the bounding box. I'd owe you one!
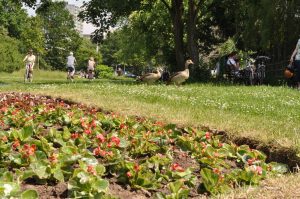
[296,39,300,60]
[67,55,76,67]
[23,54,36,67]
[227,57,236,66]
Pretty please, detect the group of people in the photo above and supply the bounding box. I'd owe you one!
[23,50,96,82]
[22,39,300,88]
[65,52,96,82]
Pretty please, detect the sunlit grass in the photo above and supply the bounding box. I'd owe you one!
[1,69,300,150]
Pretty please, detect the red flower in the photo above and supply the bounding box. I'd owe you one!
[12,140,20,150]
[126,171,132,178]
[107,142,113,148]
[134,163,140,172]
[213,168,221,174]
[1,136,8,142]
[84,129,92,135]
[96,134,106,143]
[111,136,120,146]
[87,165,97,175]
[93,147,106,157]
[247,158,256,165]
[119,123,127,130]
[218,142,223,147]
[205,132,211,139]
[91,120,97,128]
[22,144,36,157]
[171,163,185,172]
[71,133,80,139]
[49,153,58,164]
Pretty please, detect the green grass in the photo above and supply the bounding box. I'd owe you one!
[1,69,300,149]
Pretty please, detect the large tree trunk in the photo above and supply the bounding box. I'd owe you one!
[170,0,185,72]
[187,0,199,67]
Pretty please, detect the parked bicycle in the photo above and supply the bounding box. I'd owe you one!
[231,56,270,85]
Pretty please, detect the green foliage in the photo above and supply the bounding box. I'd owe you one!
[36,1,82,70]
[75,38,102,71]
[95,64,114,79]
[0,28,23,72]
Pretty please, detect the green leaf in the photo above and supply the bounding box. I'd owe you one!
[53,167,65,182]
[63,127,71,140]
[21,190,38,199]
[21,125,34,141]
[30,162,49,179]
[92,178,109,192]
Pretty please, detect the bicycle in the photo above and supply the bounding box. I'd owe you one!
[24,64,33,83]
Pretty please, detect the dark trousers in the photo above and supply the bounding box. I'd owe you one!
[294,60,300,83]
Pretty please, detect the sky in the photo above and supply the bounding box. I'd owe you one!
[25,0,97,34]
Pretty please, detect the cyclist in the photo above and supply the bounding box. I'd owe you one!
[23,49,36,83]
[87,57,96,79]
[290,39,300,90]
[66,52,76,82]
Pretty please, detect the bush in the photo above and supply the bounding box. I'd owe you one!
[95,64,114,79]
[0,28,23,72]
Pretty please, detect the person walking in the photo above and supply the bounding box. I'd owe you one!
[290,39,300,90]
[66,52,76,82]
[87,57,96,79]
[23,49,36,83]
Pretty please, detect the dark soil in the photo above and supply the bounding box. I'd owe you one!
[21,182,68,199]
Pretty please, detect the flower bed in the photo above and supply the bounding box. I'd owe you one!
[0,93,287,198]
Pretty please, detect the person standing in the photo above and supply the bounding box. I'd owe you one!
[290,39,300,90]
[66,52,76,81]
[23,49,36,83]
[87,57,96,79]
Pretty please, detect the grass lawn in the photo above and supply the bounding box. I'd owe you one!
[1,69,300,198]
[1,69,300,150]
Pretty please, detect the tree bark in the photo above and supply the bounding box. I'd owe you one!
[187,0,199,66]
[162,0,185,71]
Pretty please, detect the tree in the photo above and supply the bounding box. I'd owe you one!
[80,0,208,71]
[0,27,23,72]
[36,1,82,70]
[76,38,102,71]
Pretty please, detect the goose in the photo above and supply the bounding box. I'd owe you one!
[168,59,194,85]
[137,68,163,84]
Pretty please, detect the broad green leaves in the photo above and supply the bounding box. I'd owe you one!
[0,93,289,197]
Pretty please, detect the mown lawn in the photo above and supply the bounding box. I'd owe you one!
[1,69,300,150]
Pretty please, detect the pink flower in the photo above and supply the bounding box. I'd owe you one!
[87,165,97,175]
[96,134,106,143]
[205,132,211,139]
[126,171,132,178]
[256,166,263,175]
[84,129,92,135]
[93,147,106,157]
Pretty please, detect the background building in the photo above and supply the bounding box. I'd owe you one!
[53,0,83,35]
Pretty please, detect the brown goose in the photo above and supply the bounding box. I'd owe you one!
[137,68,163,84]
[168,59,194,85]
